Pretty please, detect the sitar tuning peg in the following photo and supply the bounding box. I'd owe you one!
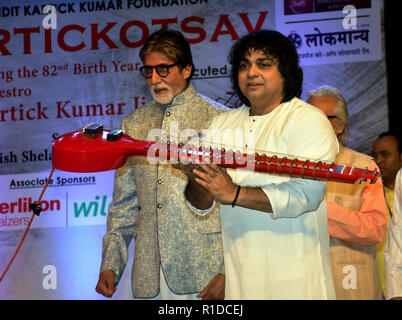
[254,152,261,164]
[359,166,368,184]
[370,167,380,184]
[225,149,234,161]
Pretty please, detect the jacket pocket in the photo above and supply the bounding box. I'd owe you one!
[191,205,222,234]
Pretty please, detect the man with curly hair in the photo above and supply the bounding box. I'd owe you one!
[183,30,338,299]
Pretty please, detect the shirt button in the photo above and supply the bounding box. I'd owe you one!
[157,179,163,185]
[165,111,171,117]
[157,203,162,209]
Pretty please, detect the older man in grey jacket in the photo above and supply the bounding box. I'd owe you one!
[95,29,228,299]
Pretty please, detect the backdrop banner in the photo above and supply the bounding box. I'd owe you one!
[0,0,387,299]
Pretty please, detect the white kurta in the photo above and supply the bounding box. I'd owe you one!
[207,97,339,299]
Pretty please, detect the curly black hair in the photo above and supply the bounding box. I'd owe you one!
[229,29,303,106]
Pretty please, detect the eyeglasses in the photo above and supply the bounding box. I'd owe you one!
[139,63,179,79]
[327,115,337,120]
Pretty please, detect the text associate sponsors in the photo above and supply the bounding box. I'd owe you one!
[9,175,96,189]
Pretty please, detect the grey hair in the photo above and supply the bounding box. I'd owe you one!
[307,85,349,144]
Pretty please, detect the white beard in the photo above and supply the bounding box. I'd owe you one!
[150,85,174,105]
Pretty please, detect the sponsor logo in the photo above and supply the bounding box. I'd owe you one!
[0,197,60,214]
[0,197,61,228]
[73,195,109,218]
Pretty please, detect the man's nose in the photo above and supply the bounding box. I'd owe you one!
[247,63,259,77]
[374,155,382,165]
[150,69,162,83]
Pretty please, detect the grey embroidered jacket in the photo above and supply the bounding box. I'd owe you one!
[100,85,228,298]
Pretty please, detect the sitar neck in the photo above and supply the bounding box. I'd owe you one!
[145,141,379,184]
[51,125,381,184]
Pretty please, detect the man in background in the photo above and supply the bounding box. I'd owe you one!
[307,85,386,299]
[372,131,402,297]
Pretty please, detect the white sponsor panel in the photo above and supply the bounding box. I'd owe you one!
[0,170,114,230]
[275,0,382,66]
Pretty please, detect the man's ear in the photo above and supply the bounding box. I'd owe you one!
[333,119,346,138]
[182,64,192,81]
[335,124,346,137]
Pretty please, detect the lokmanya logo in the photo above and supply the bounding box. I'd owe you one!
[288,31,303,49]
